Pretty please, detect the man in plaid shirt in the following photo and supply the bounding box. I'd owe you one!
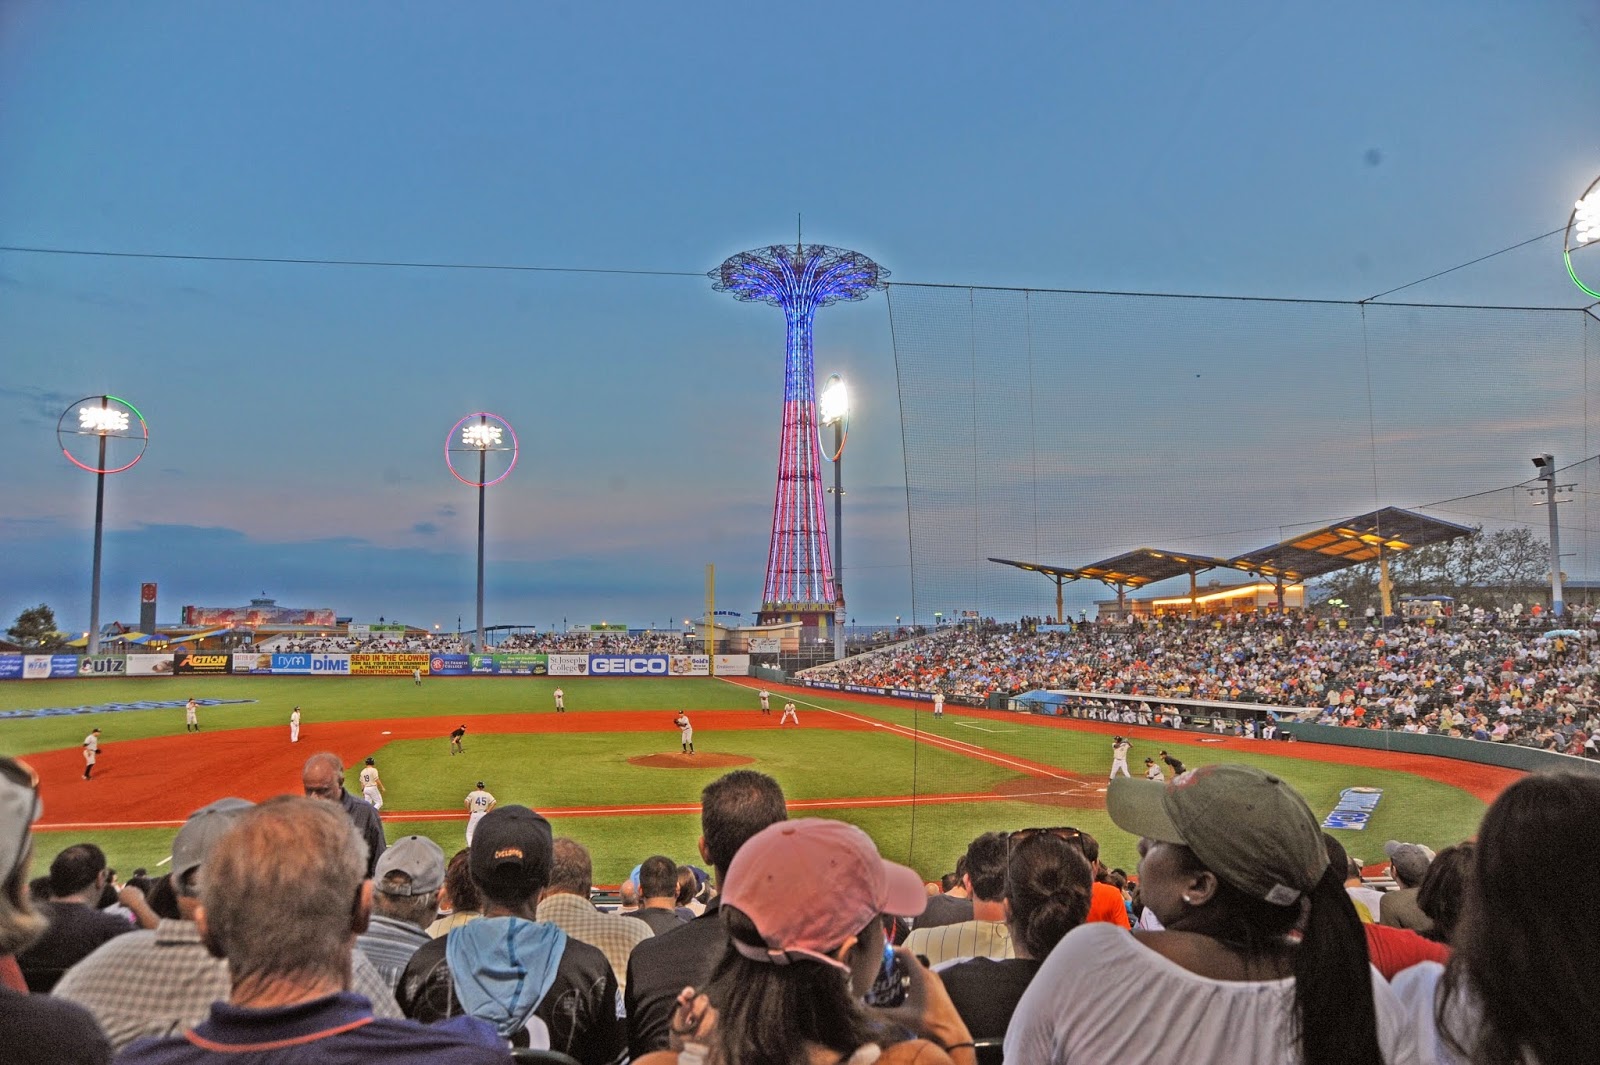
[52,798,404,1052]
[534,837,651,993]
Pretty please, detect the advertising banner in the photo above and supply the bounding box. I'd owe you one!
[805,679,842,690]
[547,654,590,677]
[22,655,81,679]
[748,637,781,654]
[78,656,128,678]
[669,654,711,677]
[715,654,750,676]
[588,654,668,676]
[429,653,471,676]
[271,653,313,675]
[127,654,176,677]
[350,653,429,676]
[845,683,886,695]
[349,623,408,638]
[891,687,935,701]
[231,653,274,675]
[492,653,548,676]
[175,652,232,675]
[310,654,350,675]
[0,655,21,680]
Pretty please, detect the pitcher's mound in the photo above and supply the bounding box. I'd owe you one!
[629,752,754,770]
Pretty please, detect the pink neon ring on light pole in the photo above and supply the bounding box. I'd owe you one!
[444,412,519,487]
[57,395,149,474]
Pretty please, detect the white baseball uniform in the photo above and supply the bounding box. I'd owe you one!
[359,765,383,809]
[554,688,565,712]
[932,692,945,717]
[290,708,301,743]
[82,732,99,777]
[780,702,799,725]
[675,713,694,751]
[759,689,770,713]
[185,699,198,731]
[1110,740,1132,779]
[1146,761,1164,781]
[464,787,496,845]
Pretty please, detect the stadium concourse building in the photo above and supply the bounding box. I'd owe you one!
[85,595,431,651]
[991,506,1474,622]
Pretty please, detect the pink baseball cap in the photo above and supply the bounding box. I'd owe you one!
[721,818,927,972]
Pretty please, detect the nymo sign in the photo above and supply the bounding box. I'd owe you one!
[1322,787,1383,831]
[588,655,668,675]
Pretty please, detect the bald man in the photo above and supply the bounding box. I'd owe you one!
[303,751,387,877]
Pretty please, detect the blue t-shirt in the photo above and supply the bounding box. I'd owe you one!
[116,991,507,1064]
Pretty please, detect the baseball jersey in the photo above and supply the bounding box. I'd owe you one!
[360,767,380,790]
[465,789,495,814]
[84,733,99,753]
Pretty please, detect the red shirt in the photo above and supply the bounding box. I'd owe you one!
[1087,882,1131,929]
[1364,922,1449,980]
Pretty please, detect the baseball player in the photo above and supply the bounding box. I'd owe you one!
[758,689,771,714]
[932,690,945,717]
[780,701,799,725]
[413,666,422,686]
[82,728,101,780]
[289,706,301,743]
[553,687,565,713]
[1160,750,1187,776]
[450,723,467,755]
[184,698,199,733]
[1145,757,1164,781]
[359,757,385,809]
[674,711,694,754]
[464,781,496,845]
[1109,736,1132,779]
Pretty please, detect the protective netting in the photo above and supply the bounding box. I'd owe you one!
[887,284,1600,622]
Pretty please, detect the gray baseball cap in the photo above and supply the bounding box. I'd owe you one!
[171,798,255,884]
[375,834,446,896]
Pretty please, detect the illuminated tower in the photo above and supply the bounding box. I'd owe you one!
[711,244,887,633]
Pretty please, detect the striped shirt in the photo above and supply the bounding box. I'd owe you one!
[903,919,1015,968]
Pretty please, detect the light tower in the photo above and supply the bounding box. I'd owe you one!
[445,412,518,653]
[711,244,886,642]
[58,396,148,655]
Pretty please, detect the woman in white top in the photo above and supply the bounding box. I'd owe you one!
[1006,764,1416,1065]
[1392,772,1600,1065]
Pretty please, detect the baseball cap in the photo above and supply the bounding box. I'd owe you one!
[1384,840,1436,884]
[1107,764,1329,906]
[375,835,446,895]
[0,758,43,884]
[469,805,552,894]
[170,798,255,884]
[721,818,926,972]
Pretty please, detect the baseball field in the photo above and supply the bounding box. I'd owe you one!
[0,675,1515,883]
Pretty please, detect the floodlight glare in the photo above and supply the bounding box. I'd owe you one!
[79,407,130,434]
[818,375,849,425]
[462,423,503,449]
[1564,175,1600,299]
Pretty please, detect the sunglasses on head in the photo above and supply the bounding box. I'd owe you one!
[1007,826,1083,853]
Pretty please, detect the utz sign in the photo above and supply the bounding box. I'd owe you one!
[588,654,668,675]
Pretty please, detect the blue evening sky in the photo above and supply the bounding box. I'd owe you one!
[2,2,1597,634]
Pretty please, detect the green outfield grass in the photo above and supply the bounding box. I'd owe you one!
[3,677,1496,883]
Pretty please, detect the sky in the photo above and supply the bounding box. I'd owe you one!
[2,1,1598,635]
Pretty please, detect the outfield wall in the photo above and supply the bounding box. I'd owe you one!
[1279,721,1600,778]
[0,652,750,680]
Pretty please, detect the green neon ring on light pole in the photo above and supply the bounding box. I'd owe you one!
[1564,173,1600,301]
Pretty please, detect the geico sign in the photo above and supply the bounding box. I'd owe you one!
[589,656,667,675]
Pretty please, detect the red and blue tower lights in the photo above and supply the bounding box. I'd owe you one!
[711,244,887,620]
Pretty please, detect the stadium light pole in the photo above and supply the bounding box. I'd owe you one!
[818,373,849,661]
[58,396,148,655]
[1564,174,1600,299]
[1531,453,1567,618]
[446,413,518,654]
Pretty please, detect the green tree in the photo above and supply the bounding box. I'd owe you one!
[7,603,62,650]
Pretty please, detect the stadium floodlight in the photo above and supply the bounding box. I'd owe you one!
[818,373,850,660]
[1564,175,1600,300]
[445,412,519,653]
[57,396,148,656]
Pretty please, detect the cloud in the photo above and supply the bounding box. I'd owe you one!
[0,385,79,425]
[412,521,439,536]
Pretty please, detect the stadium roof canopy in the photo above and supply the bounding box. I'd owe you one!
[989,506,1477,616]
[1227,506,1476,582]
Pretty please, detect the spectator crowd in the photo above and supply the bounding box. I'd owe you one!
[804,613,1600,752]
[5,727,1597,1063]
